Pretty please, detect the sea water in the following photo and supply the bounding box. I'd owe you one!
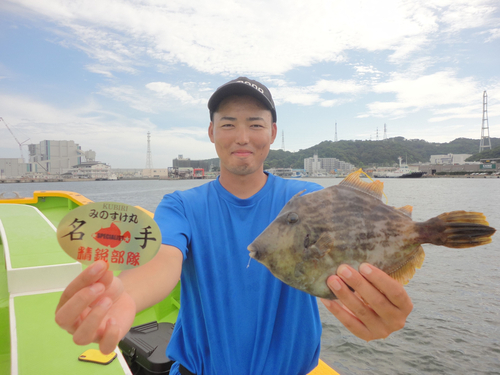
[2,177,499,374]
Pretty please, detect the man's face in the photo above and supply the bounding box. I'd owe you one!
[209,95,277,177]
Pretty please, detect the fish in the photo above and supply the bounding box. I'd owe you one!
[248,169,496,299]
[92,222,131,248]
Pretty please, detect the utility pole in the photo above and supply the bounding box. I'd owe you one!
[146,131,153,169]
[479,91,492,153]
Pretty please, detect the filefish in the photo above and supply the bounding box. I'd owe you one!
[92,222,131,248]
[248,169,496,299]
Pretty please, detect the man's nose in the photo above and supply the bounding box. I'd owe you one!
[235,127,249,144]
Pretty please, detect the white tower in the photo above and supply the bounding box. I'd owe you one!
[146,131,153,169]
[479,91,492,153]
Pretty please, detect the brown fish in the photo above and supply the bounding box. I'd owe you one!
[248,169,496,299]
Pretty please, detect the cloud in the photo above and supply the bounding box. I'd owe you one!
[0,93,215,167]
[5,0,498,76]
[484,27,500,42]
[361,70,487,120]
[98,82,205,113]
[271,79,366,106]
[146,82,204,105]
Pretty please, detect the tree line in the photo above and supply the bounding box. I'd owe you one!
[263,137,500,169]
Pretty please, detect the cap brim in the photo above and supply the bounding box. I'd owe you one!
[208,83,276,122]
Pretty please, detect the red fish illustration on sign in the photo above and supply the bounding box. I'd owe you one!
[93,222,131,248]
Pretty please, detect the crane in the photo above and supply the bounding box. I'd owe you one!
[1,117,30,163]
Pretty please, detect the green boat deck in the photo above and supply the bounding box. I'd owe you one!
[0,193,180,375]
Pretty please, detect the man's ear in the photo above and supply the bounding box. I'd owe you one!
[208,122,215,143]
[270,123,277,144]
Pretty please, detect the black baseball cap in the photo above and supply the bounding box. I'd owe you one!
[208,77,277,122]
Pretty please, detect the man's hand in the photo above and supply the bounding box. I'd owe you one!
[55,261,136,354]
[321,263,413,341]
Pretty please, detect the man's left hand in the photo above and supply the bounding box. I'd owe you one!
[321,263,413,341]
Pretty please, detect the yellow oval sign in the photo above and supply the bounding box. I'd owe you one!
[57,202,161,271]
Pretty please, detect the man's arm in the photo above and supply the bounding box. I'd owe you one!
[321,263,413,341]
[119,244,183,312]
[55,244,182,354]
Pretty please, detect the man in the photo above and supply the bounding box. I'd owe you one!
[55,77,413,375]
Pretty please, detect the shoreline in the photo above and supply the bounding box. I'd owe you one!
[1,174,499,184]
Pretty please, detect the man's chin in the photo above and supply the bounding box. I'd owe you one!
[224,164,260,176]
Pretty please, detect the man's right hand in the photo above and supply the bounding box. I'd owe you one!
[55,260,136,354]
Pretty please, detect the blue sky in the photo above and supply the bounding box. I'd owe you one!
[0,0,499,168]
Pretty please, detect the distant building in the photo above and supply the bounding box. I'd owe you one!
[26,140,98,175]
[143,168,169,178]
[172,155,219,171]
[0,158,27,179]
[111,168,144,178]
[429,154,472,165]
[62,161,111,179]
[304,153,355,175]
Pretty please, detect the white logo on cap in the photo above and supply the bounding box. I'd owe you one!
[236,80,264,94]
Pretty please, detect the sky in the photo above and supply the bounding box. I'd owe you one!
[0,0,499,168]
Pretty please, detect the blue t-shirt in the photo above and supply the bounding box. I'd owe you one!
[154,173,324,375]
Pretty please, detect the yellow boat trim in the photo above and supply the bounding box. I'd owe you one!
[0,190,93,206]
[308,359,340,375]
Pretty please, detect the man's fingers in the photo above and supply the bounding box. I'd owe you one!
[72,297,112,346]
[324,264,413,341]
[56,261,108,313]
[327,270,378,333]
[99,318,121,355]
[55,283,106,331]
[358,263,413,315]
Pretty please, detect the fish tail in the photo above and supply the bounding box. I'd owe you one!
[420,211,496,248]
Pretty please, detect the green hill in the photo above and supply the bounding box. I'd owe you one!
[265,137,499,169]
[466,145,500,161]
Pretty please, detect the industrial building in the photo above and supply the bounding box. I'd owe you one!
[429,154,472,164]
[0,140,101,179]
[172,155,219,171]
[0,158,27,179]
[61,161,112,180]
[27,140,96,175]
[304,153,355,176]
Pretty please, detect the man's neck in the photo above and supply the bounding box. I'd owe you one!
[218,170,268,199]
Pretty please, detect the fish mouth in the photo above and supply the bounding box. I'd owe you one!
[247,244,265,260]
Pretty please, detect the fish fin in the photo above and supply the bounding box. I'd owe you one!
[388,246,425,285]
[424,211,496,248]
[295,189,307,197]
[307,232,334,259]
[339,169,385,201]
[397,205,413,218]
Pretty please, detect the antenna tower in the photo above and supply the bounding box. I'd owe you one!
[376,127,379,141]
[383,123,387,140]
[146,131,153,169]
[335,122,338,142]
[281,130,285,151]
[479,91,492,153]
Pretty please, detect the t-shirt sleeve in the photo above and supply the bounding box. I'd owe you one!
[154,192,191,260]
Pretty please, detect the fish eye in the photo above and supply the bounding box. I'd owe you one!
[287,212,299,224]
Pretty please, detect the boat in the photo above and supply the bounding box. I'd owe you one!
[0,191,339,375]
[373,157,425,178]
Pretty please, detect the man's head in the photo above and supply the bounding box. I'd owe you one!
[208,77,277,123]
[208,78,277,179]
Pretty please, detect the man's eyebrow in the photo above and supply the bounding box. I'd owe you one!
[218,116,265,122]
